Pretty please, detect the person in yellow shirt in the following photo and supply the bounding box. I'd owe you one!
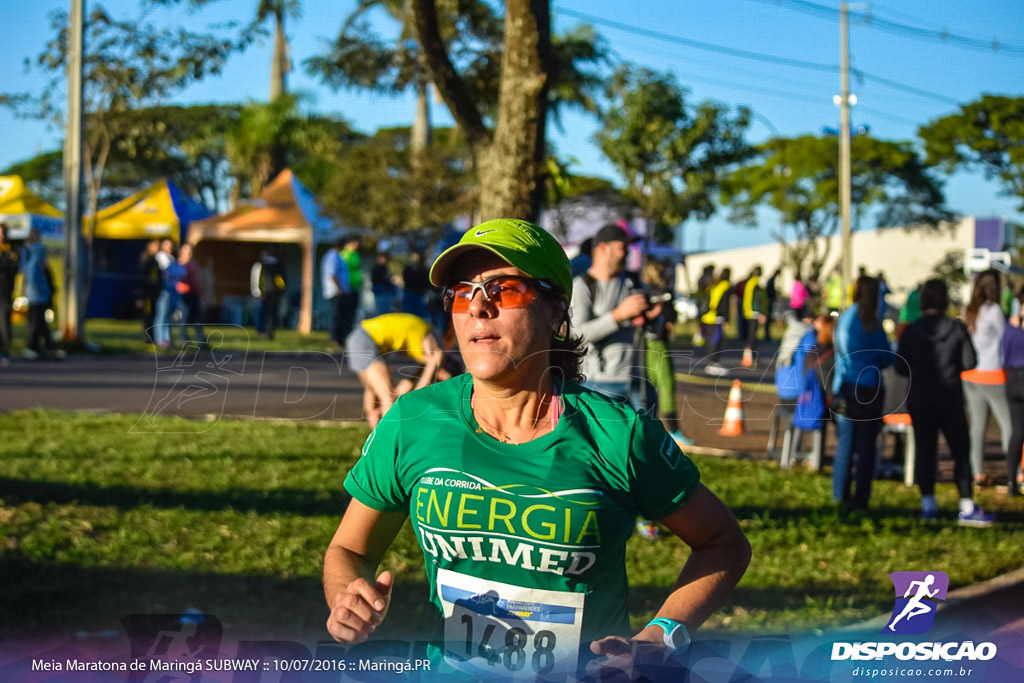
[736,266,766,368]
[700,268,732,376]
[345,312,451,426]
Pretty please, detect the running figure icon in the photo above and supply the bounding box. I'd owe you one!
[888,574,939,631]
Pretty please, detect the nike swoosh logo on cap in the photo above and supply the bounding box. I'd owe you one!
[474,229,497,236]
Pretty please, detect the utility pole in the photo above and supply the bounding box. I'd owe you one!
[62,0,87,341]
[838,1,853,303]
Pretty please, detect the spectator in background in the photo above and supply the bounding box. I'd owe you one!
[251,250,285,340]
[153,239,180,348]
[900,283,922,325]
[401,251,430,318]
[570,224,655,407]
[321,237,350,347]
[371,251,396,316]
[702,267,732,376]
[344,312,447,428]
[805,269,823,318]
[877,271,891,320]
[692,264,715,347]
[641,261,694,446]
[338,235,362,340]
[962,269,1012,487]
[569,237,594,277]
[763,267,780,340]
[897,279,993,525]
[1004,286,1024,497]
[735,265,765,368]
[21,228,63,360]
[831,275,892,509]
[1001,280,1015,317]
[789,270,809,320]
[823,266,844,315]
[138,239,162,345]
[0,224,18,367]
[176,243,205,344]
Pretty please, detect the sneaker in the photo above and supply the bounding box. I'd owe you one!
[635,519,659,540]
[958,507,995,527]
[0,356,9,368]
[669,430,695,446]
[705,362,728,377]
[52,349,67,361]
[22,349,39,360]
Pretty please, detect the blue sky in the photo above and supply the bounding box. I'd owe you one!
[1,0,1022,252]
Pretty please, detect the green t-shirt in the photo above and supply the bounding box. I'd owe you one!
[341,248,362,290]
[345,373,700,677]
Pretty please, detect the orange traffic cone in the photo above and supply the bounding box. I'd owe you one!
[741,347,754,368]
[719,379,745,437]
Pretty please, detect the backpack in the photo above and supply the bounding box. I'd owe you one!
[791,347,833,431]
[774,329,817,400]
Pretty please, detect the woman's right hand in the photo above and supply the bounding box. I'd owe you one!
[326,570,394,643]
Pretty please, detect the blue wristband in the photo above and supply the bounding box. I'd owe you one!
[646,617,691,651]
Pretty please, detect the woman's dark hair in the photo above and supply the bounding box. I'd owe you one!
[719,267,732,283]
[919,279,949,313]
[853,275,880,332]
[548,290,586,384]
[964,269,1001,332]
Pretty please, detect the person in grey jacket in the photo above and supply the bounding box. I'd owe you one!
[570,224,658,408]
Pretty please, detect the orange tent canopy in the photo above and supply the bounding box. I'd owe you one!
[188,169,346,334]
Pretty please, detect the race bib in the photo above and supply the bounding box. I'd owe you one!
[437,568,585,678]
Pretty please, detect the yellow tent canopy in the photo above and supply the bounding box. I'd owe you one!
[84,178,210,242]
[0,175,63,240]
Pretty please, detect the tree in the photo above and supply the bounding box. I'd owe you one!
[313,0,605,220]
[2,4,244,330]
[723,134,954,276]
[257,0,302,101]
[19,5,242,222]
[320,126,476,236]
[2,151,64,206]
[224,94,354,204]
[919,94,1024,211]
[594,65,753,244]
[412,0,554,220]
[5,105,244,211]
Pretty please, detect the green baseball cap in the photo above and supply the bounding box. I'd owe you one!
[429,218,573,298]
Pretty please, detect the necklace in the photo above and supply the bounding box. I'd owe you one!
[471,387,560,445]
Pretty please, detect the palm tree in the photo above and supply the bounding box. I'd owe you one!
[256,0,302,101]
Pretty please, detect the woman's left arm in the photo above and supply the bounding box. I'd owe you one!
[590,484,750,655]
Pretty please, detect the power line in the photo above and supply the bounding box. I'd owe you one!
[753,0,1024,55]
[557,7,836,73]
[557,7,963,105]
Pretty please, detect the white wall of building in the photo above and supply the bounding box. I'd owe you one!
[678,217,977,306]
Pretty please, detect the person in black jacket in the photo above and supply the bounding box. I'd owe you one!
[139,239,162,345]
[896,279,993,526]
[0,223,18,366]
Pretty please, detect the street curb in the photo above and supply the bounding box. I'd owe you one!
[838,566,1024,632]
[684,444,757,460]
[675,372,777,393]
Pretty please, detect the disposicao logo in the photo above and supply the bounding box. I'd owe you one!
[884,571,948,635]
[831,570,997,663]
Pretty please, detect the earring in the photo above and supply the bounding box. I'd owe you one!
[553,319,568,342]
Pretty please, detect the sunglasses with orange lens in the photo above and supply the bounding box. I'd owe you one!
[443,275,554,314]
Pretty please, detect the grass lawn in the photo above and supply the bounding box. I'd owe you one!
[2,410,1022,640]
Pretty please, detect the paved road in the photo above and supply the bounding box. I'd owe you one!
[1,349,368,422]
[1,345,1015,479]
